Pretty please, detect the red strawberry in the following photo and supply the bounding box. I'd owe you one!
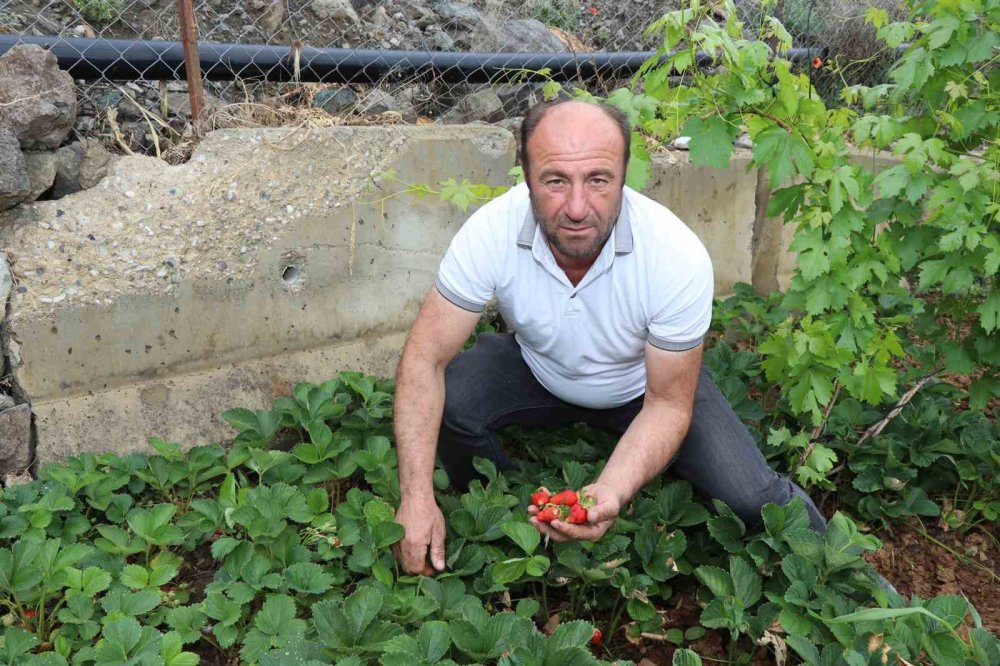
[567,504,588,524]
[24,610,36,619]
[536,506,562,523]
[549,490,578,506]
[591,628,602,646]
[530,488,550,507]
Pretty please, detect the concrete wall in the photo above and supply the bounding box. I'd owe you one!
[0,126,790,468]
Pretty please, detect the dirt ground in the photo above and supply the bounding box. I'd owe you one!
[865,521,1000,637]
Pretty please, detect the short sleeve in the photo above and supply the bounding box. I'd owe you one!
[434,209,499,313]
[647,243,714,351]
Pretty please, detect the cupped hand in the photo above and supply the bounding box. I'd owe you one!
[393,497,447,575]
[528,482,622,543]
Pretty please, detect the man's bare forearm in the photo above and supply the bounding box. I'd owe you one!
[394,354,447,503]
[595,401,692,505]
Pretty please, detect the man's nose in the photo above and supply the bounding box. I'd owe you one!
[564,185,589,221]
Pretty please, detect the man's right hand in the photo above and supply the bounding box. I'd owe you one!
[394,497,447,576]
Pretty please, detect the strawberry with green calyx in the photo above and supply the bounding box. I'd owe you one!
[567,503,588,524]
[536,505,564,523]
[591,628,602,646]
[530,488,550,507]
[549,489,579,506]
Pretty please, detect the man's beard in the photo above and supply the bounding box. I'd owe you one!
[530,193,621,261]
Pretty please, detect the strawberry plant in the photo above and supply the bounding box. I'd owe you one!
[0,370,996,664]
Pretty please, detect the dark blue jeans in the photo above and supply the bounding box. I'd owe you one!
[438,333,827,532]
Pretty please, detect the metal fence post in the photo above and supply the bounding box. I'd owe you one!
[177,0,205,137]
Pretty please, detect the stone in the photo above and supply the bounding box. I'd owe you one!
[403,2,436,28]
[427,30,455,51]
[0,44,77,150]
[473,18,566,53]
[95,90,124,112]
[310,0,360,22]
[434,1,484,29]
[0,129,30,211]
[0,395,14,411]
[3,471,33,487]
[359,90,399,115]
[22,152,58,202]
[165,91,222,119]
[496,116,523,146]
[313,87,359,115]
[440,88,504,124]
[497,83,546,117]
[52,139,112,198]
[0,404,31,476]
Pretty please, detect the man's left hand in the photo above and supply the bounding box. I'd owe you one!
[528,483,621,543]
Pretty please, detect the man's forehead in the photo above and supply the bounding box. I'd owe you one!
[527,105,625,160]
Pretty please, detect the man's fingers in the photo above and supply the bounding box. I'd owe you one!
[587,502,619,524]
[430,523,447,571]
[401,539,432,575]
[548,519,606,542]
[529,518,570,542]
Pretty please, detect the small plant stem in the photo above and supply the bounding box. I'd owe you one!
[912,526,1000,583]
[857,369,942,447]
[797,380,842,469]
[606,596,627,643]
[36,595,45,638]
[541,579,549,619]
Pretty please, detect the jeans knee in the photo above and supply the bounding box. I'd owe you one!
[723,474,792,527]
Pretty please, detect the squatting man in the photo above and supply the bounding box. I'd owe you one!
[391,98,827,577]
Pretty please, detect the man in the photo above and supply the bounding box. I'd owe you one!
[392,99,826,577]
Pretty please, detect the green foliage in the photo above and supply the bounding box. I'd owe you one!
[1,367,995,664]
[72,0,123,22]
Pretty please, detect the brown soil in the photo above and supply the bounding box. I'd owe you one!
[865,521,1000,637]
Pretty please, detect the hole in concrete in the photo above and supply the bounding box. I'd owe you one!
[282,265,301,286]
[95,334,101,341]
[50,326,58,334]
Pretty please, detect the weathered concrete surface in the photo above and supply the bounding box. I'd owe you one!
[0,124,794,464]
[32,332,406,462]
[0,125,514,462]
[0,404,32,475]
[647,150,758,295]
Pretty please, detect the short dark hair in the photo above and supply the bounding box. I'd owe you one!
[519,98,632,179]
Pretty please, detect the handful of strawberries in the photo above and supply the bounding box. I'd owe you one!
[530,487,593,524]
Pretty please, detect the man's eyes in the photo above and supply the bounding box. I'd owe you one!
[544,177,609,186]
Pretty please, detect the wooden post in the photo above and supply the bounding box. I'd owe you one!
[177,0,205,136]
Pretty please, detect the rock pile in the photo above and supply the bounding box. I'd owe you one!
[0,44,112,212]
[0,44,119,481]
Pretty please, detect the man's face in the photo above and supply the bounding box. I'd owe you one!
[524,103,626,266]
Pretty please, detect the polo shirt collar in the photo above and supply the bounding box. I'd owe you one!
[516,197,634,255]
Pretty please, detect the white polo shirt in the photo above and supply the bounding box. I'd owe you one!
[435,182,714,409]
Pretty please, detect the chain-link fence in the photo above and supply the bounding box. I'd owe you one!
[0,0,907,160]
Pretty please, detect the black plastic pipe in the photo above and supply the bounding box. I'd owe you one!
[0,34,827,84]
